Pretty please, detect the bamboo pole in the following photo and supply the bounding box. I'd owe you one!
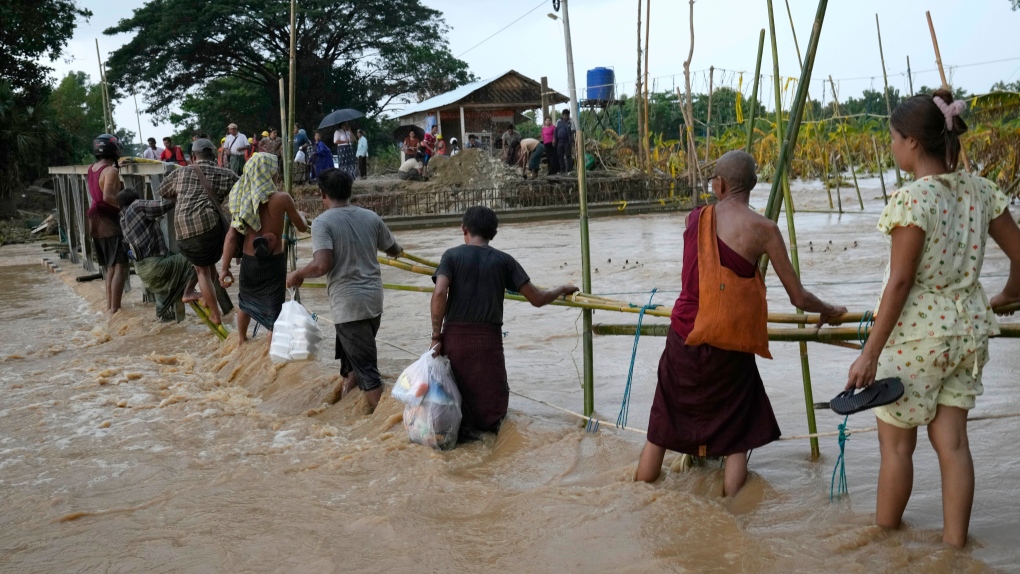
[925,11,971,172]
[760,0,829,242]
[279,79,290,202]
[906,56,915,96]
[635,0,644,173]
[399,252,440,268]
[94,40,112,133]
[643,0,652,177]
[784,0,802,62]
[872,135,889,204]
[189,302,229,340]
[681,0,700,207]
[593,323,1020,340]
[704,66,714,163]
[745,30,766,153]
[829,76,864,211]
[287,0,297,193]
[875,14,903,188]
[132,93,144,149]
[767,0,818,457]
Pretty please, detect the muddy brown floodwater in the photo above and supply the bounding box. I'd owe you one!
[1,178,1018,573]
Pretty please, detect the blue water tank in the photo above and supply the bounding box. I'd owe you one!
[586,67,615,102]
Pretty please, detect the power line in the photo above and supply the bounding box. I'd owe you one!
[457,0,547,58]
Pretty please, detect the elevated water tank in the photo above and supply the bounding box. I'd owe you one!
[586,67,615,103]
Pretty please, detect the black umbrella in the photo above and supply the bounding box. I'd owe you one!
[392,124,425,142]
[318,108,364,130]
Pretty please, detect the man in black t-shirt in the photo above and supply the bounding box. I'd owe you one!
[431,206,578,438]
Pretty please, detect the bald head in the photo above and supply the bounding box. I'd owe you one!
[713,150,758,193]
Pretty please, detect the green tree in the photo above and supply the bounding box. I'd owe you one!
[49,72,109,164]
[104,0,474,134]
[0,0,91,98]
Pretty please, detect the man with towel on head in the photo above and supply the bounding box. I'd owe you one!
[117,188,197,322]
[634,150,846,497]
[157,137,238,327]
[430,206,579,439]
[220,153,308,347]
[286,168,403,410]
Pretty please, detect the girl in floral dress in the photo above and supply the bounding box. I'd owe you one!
[846,89,1020,547]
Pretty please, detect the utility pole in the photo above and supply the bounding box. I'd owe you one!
[559,0,594,417]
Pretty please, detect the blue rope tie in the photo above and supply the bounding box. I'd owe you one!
[585,417,601,433]
[616,289,660,428]
[830,311,876,501]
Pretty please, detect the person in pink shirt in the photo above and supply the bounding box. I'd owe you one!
[541,116,559,175]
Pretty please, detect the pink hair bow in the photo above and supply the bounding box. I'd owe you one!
[932,96,967,131]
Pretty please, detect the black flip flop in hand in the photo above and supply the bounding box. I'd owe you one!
[829,377,905,416]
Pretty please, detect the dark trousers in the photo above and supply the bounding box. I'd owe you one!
[556,142,573,173]
[545,141,560,175]
[358,156,368,178]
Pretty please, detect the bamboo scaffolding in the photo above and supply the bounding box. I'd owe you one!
[829,76,865,211]
[635,0,645,174]
[745,30,766,153]
[925,11,972,172]
[875,14,903,188]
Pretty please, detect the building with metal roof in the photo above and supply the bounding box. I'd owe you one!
[393,70,568,150]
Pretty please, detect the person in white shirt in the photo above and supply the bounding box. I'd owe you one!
[355,129,369,179]
[224,123,249,175]
[397,152,424,181]
[141,137,162,160]
[334,122,357,179]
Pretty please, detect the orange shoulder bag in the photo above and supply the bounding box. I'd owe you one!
[684,205,772,359]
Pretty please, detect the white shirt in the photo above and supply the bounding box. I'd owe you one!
[334,129,352,146]
[142,147,163,160]
[398,158,423,173]
[226,133,248,156]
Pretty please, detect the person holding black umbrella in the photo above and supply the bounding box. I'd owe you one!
[334,122,357,179]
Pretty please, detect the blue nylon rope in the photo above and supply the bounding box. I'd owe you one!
[831,310,875,501]
[616,289,660,429]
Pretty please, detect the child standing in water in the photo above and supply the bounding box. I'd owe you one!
[845,89,1020,547]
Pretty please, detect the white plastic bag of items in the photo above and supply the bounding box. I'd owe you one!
[269,300,323,364]
[392,349,463,450]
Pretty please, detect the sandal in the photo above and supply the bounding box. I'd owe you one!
[829,377,904,416]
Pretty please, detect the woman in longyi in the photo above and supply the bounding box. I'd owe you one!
[635,150,846,497]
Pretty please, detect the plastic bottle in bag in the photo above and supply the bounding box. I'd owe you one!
[400,352,462,450]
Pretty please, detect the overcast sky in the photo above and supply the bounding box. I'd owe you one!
[50,0,1020,143]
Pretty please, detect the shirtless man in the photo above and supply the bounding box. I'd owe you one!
[219,153,308,346]
[635,150,845,496]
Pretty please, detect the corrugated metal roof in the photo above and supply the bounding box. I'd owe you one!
[395,70,567,119]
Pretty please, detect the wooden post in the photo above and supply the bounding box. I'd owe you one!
[926,10,971,172]
[906,56,914,96]
[459,106,466,144]
[635,0,644,173]
[760,0,829,233]
[643,0,652,176]
[875,14,903,187]
[561,0,594,417]
[829,76,864,210]
[287,0,297,193]
[704,66,714,163]
[540,76,550,121]
[745,30,766,153]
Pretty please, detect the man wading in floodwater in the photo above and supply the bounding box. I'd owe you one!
[430,206,579,440]
[635,150,846,496]
[220,153,308,348]
[86,134,128,314]
[286,169,402,409]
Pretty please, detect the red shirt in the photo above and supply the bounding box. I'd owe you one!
[160,145,187,166]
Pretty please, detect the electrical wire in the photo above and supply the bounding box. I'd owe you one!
[456,0,548,58]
